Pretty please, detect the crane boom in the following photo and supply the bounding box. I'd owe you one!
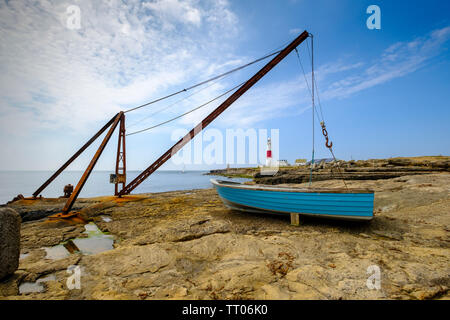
[118,30,310,196]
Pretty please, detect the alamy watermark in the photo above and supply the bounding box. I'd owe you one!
[366,5,381,30]
[169,127,281,175]
[66,265,81,290]
[366,265,381,290]
[66,5,81,30]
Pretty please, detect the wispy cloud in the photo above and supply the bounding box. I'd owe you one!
[1,0,449,170]
[215,26,450,127]
[3,2,446,133]
[0,0,239,136]
[289,28,302,35]
[322,26,450,100]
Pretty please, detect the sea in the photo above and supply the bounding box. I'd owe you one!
[0,170,249,205]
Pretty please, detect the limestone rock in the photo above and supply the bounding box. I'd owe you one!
[261,284,291,299]
[1,173,449,300]
[0,208,21,280]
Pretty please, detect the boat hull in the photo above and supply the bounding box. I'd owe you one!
[211,179,374,221]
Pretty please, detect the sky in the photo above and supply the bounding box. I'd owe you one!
[0,0,449,171]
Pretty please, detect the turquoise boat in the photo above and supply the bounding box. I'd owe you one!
[209,34,376,223]
[211,179,374,221]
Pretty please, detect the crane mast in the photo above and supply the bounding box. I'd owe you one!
[118,30,310,196]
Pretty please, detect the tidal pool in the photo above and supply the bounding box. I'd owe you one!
[101,216,112,222]
[42,222,114,259]
[19,253,29,260]
[44,245,70,260]
[73,222,114,255]
[19,274,57,294]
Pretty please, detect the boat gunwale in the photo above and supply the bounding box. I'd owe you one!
[210,179,374,194]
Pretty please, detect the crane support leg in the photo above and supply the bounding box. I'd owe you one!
[32,114,119,198]
[115,114,126,196]
[49,112,123,219]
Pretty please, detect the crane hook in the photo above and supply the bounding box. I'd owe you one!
[325,137,333,149]
[320,121,333,149]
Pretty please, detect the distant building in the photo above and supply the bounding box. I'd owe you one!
[294,158,307,166]
[277,160,290,167]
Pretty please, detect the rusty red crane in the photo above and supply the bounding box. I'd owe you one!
[28,30,310,219]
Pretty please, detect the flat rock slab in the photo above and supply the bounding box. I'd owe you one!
[2,173,449,300]
[0,208,21,280]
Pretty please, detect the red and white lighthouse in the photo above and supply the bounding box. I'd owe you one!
[266,137,272,166]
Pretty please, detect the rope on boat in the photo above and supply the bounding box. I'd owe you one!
[294,47,323,124]
[320,121,348,189]
[297,34,348,189]
[310,34,315,186]
[305,38,325,122]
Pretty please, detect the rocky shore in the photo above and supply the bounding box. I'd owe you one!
[0,168,449,300]
[208,156,450,184]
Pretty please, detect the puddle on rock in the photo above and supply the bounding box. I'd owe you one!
[73,222,114,255]
[19,282,44,294]
[42,222,114,259]
[19,253,29,260]
[38,274,57,282]
[101,216,112,222]
[44,245,71,260]
[19,274,57,294]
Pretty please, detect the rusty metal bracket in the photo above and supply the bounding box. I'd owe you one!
[47,210,86,224]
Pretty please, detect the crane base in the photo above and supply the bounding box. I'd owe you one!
[47,211,86,224]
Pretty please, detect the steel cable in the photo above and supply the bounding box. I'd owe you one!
[126,81,245,136]
[124,51,281,114]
